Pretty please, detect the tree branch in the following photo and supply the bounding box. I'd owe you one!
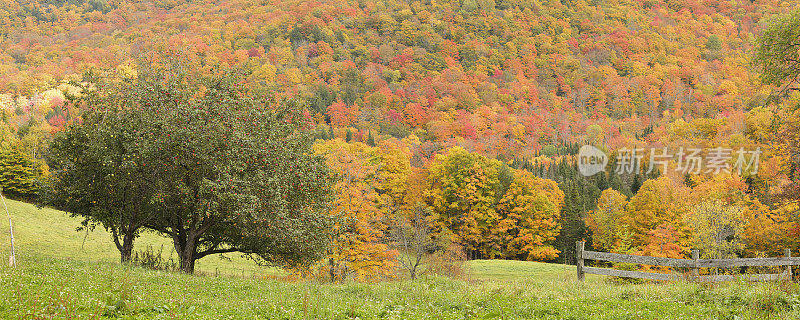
[196,247,240,259]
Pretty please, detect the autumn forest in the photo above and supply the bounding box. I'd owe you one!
[1,0,800,288]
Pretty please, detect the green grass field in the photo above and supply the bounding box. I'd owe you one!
[1,199,799,319]
[0,198,281,278]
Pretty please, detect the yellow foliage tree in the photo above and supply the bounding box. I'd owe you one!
[623,177,688,249]
[314,139,398,281]
[686,200,745,259]
[427,147,564,260]
[496,170,563,260]
[375,138,412,210]
[254,63,277,83]
[426,147,502,258]
[743,201,798,257]
[586,189,628,253]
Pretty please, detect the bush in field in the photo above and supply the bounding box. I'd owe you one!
[131,245,178,272]
[427,229,468,279]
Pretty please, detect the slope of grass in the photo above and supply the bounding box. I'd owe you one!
[1,199,800,318]
[0,198,280,277]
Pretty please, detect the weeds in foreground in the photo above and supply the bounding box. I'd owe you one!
[131,244,178,272]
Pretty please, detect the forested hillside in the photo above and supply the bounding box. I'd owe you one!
[1,0,799,266]
[2,0,793,142]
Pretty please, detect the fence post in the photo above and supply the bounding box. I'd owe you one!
[1,188,16,268]
[576,241,585,282]
[691,249,699,280]
[785,249,793,281]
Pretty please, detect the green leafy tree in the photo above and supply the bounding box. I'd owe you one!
[45,55,336,273]
[752,9,800,93]
[753,8,800,204]
[0,146,38,199]
[43,103,158,262]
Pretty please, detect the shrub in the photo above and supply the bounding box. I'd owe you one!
[131,245,178,272]
[428,242,467,279]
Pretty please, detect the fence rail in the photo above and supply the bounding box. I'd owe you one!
[575,241,796,282]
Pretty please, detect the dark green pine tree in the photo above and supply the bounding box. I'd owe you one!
[595,171,608,191]
[366,130,376,146]
[683,173,696,188]
[554,180,588,264]
[607,170,631,197]
[630,174,642,194]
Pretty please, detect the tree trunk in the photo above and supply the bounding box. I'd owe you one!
[179,252,196,273]
[177,236,197,274]
[112,227,136,263]
[329,258,336,282]
[120,232,134,263]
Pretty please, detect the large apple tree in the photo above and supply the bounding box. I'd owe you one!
[44,56,336,273]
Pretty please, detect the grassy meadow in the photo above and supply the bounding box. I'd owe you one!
[1,199,799,319]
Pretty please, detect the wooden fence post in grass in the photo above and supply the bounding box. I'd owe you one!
[785,249,793,281]
[691,249,699,280]
[1,188,16,268]
[576,241,585,282]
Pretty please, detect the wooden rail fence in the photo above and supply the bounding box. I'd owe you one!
[576,241,798,282]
